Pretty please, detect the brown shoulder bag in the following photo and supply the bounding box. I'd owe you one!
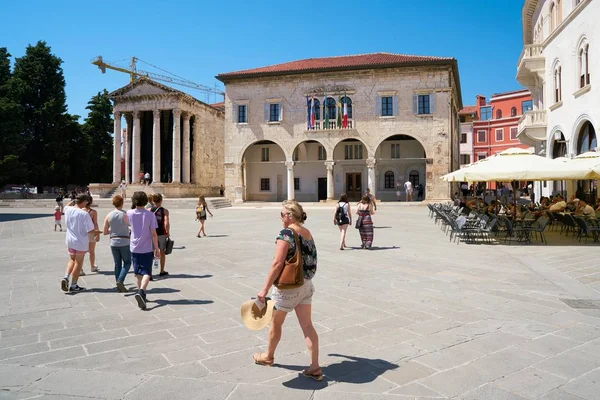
[273,229,305,290]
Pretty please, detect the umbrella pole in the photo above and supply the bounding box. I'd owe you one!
[513,180,518,218]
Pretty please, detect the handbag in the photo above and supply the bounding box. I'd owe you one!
[273,229,304,290]
[165,237,175,255]
[355,216,363,229]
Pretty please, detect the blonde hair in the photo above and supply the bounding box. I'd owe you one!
[198,195,206,206]
[282,200,307,224]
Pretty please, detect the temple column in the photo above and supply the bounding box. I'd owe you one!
[152,109,161,184]
[286,161,295,200]
[132,111,141,184]
[124,113,132,183]
[366,157,377,198]
[234,162,244,203]
[172,109,181,183]
[182,113,191,183]
[325,160,335,200]
[113,111,121,183]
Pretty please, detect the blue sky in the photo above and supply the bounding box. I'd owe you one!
[2,0,525,118]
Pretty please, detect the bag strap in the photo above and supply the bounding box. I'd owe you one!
[288,228,303,265]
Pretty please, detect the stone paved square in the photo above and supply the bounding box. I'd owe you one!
[1,203,599,399]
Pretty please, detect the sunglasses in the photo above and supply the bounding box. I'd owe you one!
[280,212,289,218]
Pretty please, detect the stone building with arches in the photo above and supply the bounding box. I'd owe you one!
[517,0,598,198]
[217,53,462,203]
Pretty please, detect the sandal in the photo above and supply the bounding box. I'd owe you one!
[302,367,323,381]
[91,266,100,272]
[253,353,274,367]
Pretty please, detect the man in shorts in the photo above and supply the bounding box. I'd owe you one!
[127,191,160,310]
[404,179,413,202]
[61,194,95,293]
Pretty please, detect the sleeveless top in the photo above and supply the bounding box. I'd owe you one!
[151,206,166,236]
[336,202,350,225]
[108,209,130,247]
[277,228,317,280]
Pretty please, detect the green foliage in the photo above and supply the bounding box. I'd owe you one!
[0,41,115,189]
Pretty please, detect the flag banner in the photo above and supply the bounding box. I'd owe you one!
[323,94,329,129]
[306,95,311,129]
[337,97,342,128]
[342,93,348,129]
[310,97,316,129]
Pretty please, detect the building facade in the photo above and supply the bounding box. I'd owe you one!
[517,0,598,198]
[91,78,225,197]
[217,53,462,203]
[459,105,478,167]
[472,90,533,161]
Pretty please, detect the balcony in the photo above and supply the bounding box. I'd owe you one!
[305,120,356,132]
[516,44,545,87]
[517,110,547,146]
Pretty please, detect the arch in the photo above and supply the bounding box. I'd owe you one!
[373,134,427,158]
[576,35,590,88]
[496,109,503,119]
[238,138,290,163]
[240,139,288,202]
[548,127,567,159]
[576,121,597,154]
[552,59,562,103]
[291,139,329,161]
[571,115,599,154]
[324,97,337,120]
[307,98,321,121]
[511,107,517,117]
[332,138,368,160]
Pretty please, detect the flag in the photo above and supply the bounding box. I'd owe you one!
[323,93,329,129]
[306,95,311,129]
[310,97,316,129]
[342,92,348,128]
[337,96,342,128]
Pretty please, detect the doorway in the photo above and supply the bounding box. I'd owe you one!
[318,178,327,201]
[346,173,362,201]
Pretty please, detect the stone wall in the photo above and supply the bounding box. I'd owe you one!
[194,105,225,195]
[223,66,460,201]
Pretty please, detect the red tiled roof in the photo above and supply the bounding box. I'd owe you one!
[459,106,478,115]
[217,52,455,80]
[210,102,225,112]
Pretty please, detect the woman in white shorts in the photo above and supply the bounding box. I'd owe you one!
[254,200,322,381]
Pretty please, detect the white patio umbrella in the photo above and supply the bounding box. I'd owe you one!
[556,151,600,180]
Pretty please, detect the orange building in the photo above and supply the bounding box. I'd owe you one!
[472,89,533,161]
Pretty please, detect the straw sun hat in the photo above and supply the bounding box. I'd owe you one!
[240,298,275,331]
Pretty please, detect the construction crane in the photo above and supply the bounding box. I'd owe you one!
[91,56,224,102]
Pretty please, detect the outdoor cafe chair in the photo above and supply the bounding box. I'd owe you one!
[573,216,600,243]
[524,215,550,245]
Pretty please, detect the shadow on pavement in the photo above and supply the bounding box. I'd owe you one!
[347,246,399,251]
[166,274,212,279]
[280,353,398,390]
[146,298,213,311]
[0,213,50,222]
[373,226,392,229]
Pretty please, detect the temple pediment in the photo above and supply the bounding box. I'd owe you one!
[109,77,181,98]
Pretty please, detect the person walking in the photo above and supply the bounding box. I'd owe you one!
[195,195,213,237]
[254,200,321,381]
[54,206,63,232]
[404,179,413,201]
[333,194,351,250]
[356,195,375,249]
[395,180,402,201]
[127,191,160,310]
[144,172,151,186]
[417,183,424,201]
[219,184,225,197]
[120,180,127,199]
[150,193,170,277]
[61,195,95,293]
[138,171,144,184]
[103,195,131,293]
[55,192,64,212]
[82,196,100,275]
[365,188,377,211]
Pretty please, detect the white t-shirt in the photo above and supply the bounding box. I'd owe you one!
[64,206,94,251]
[404,181,412,191]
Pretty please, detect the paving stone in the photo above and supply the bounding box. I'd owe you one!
[0,342,50,361]
[514,334,579,357]
[24,369,146,399]
[149,360,211,378]
[85,330,172,354]
[0,333,40,350]
[494,367,567,398]
[49,327,130,350]
[535,349,600,379]
[0,365,55,390]
[163,346,207,365]
[358,328,421,349]
[460,384,529,400]
[45,349,127,370]
[123,376,235,400]
[414,342,482,370]
[561,368,600,400]
[537,389,589,400]
[227,383,313,399]
[379,360,437,385]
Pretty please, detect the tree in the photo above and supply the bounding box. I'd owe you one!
[0,47,25,186]
[83,90,113,183]
[10,41,70,190]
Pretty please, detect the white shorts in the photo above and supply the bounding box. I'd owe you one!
[271,280,314,313]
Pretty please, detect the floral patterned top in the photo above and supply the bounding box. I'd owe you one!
[277,228,317,280]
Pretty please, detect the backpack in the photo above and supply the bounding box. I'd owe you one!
[196,204,206,218]
[335,202,346,225]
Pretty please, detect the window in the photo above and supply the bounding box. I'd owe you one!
[496,109,503,119]
[381,96,393,116]
[460,154,471,165]
[577,121,597,154]
[578,42,590,88]
[260,178,270,191]
[345,144,363,159]
[237,105,247,123]
[325,97,336,120]
[477,130,486,143]
[480,106,492,121]
[418,95,430,114]
[511,107,517,117]
[341,96,352,119]
[550,2,556,31]
[307,98,320,121]
[409,170,419,187]
[384,171,395,189]
[391,143,400,159]
[318,146,326,160]
[478,154,486,161]
[554,65,562,102]
[495,128,504,141]
[261,147,269,162]
[269,103,280,122]
[510,127,518,140]
[460,133,467,144]
[522,100,533,114]
[294,178,300,191]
